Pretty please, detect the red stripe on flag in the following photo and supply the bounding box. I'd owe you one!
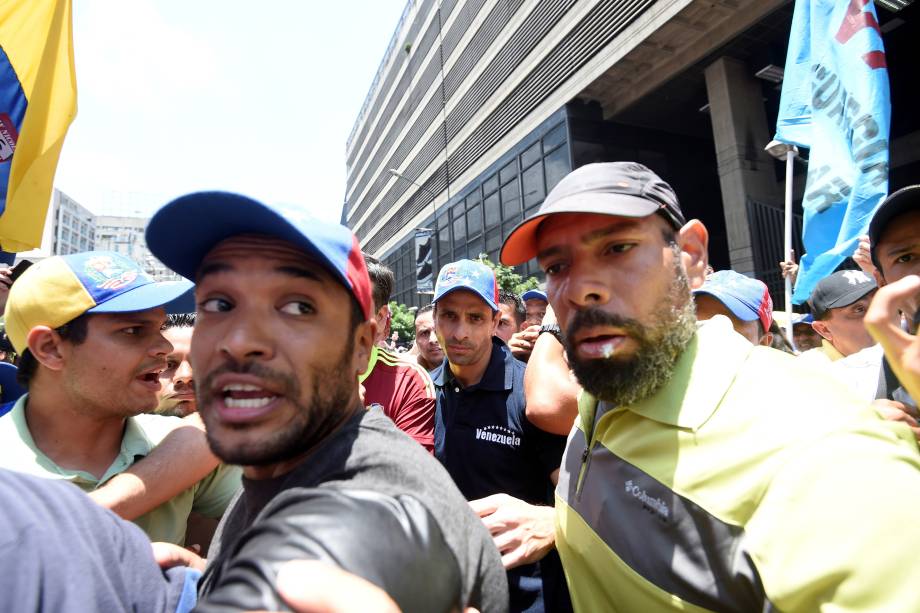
[862,50,887,69]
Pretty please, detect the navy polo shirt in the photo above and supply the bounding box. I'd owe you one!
[431,337,565,504]
[432,338,572,613]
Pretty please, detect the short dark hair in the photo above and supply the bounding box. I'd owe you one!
[416,304,434,318]
[17,313,91,387]
[363,253,394,311]
[165,312,196,329]
[498,291,525,326]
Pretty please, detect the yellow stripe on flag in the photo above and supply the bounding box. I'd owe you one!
[0,0,76,252]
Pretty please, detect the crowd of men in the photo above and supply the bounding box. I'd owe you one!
[0,163,919,612]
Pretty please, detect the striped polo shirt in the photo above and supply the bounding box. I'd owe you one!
[360,345,436,452]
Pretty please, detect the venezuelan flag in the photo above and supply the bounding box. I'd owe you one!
[0,0,76,253]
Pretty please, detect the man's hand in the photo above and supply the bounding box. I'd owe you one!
[508,325,540,361]
[779,250,798,284]
[871,399,920,442]
[151,541,206,572]
[469,493,555,570]
[852,235,879,279]
[865,275,920,404]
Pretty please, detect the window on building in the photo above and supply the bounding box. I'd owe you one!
[545,145,570,193]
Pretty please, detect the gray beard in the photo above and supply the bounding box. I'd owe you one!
[564,256,697,407]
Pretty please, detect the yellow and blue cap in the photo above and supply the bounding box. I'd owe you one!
[4,251,194,353]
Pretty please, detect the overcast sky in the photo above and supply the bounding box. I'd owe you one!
[54,0,407,222]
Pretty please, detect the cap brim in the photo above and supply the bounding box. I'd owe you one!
[433,285,497,311]
[521,290,547,301]
[146,192,349,285]
[500,193,659,265]
[692,289,759,322]
[822,285,876,311]
[88,280,195,315]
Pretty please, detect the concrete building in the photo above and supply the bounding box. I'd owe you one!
[52,190,95,256]
[344,0,918,307]
[95,215,182,282]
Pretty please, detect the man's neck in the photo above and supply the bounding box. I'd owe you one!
[449,345,494,389]
[242,402,363,481]
[24,387,127,481]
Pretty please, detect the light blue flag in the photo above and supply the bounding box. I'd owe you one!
[774,0,890,304]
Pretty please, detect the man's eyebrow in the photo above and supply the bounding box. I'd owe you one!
[884,242,920,259]
[536,220,643,260]
[196,261,233,282]
[276,265,324,282]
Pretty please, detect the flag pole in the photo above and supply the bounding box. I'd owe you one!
[766,140,799,348]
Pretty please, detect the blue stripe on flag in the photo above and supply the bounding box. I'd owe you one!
[0,45,27,217]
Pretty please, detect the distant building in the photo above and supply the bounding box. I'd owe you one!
[94,215,182,282]
[52,191,95,255]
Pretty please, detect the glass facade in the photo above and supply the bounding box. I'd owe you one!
[385,115,571,307]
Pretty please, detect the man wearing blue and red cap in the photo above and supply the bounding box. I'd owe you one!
[0,251,240,546]
[143,193,506,612]
[692,270,774,346]
[430,258,570,612]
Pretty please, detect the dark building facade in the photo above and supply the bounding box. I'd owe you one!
[344,0,919,307]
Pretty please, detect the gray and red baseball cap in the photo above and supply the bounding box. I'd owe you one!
[501,162,686,265]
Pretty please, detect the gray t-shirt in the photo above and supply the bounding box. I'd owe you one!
[198,409,508,612]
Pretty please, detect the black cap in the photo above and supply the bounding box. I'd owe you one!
[500,162,686,265]
[808,269,877,318]
[868,185,920,257]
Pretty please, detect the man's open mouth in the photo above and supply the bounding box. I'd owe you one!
[221,383,279,410]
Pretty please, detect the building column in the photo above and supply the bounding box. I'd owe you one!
[704,56,780,275]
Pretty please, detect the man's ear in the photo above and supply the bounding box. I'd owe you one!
[352,318,377,377]
[26,326,66,372]
[872,267,885,288]
[490,309,501,334]
[759,332,774,347]
[811,320,832,342]
[677,220,709,290]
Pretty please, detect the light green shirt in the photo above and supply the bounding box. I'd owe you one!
[556,316,920,612]
[0,394,241,544]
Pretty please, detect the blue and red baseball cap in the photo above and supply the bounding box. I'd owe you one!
[693,270,773,332]
[521,289,547,302]
[145,191,373,320]
[433,259,498,311]
[4,251,194,353]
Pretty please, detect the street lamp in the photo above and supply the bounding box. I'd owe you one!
[765,139,800,347]
[389,168,439,295]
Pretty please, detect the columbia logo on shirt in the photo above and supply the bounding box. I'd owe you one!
[475,425,521,448]
[625,479,670,523]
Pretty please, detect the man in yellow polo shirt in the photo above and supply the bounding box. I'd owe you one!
[0,251,240,545]
[500,161,920,612]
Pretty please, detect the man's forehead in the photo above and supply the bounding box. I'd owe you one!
[535,213,655,250]
[97,308,167,324]
[199,234,333,279]
[877,209,920,250]
[437,289,493,311]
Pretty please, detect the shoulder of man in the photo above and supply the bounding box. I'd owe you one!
[745,416,920,611]
[131,413,186,446]
[197,488,466,612]
[373,346,436,399]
